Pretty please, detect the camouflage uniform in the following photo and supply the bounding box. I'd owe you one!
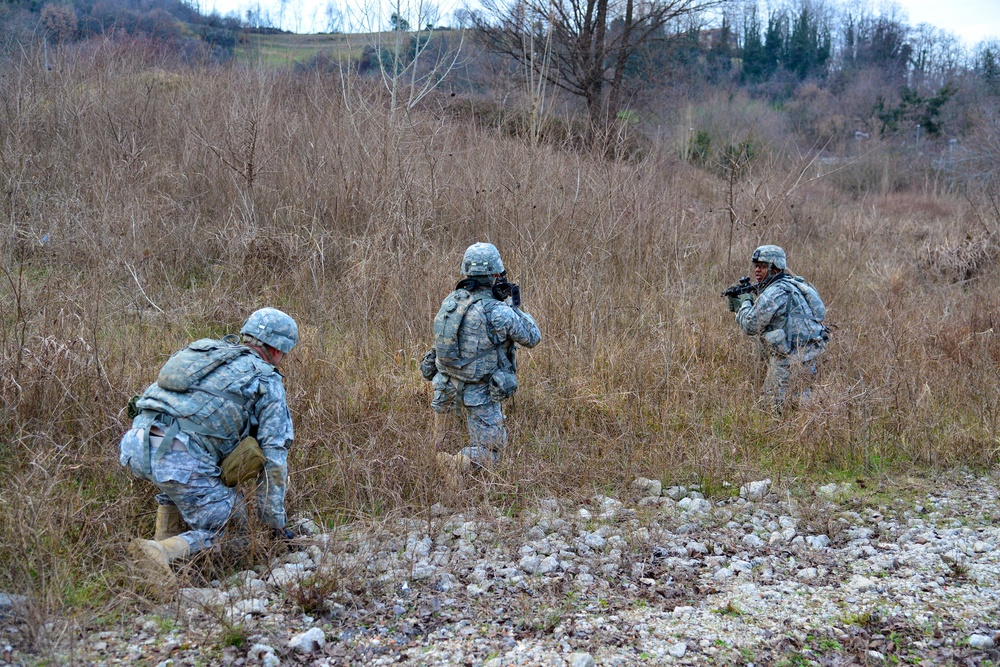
[429,243,541,467]
[737,273,827,412]
[120,314,295,556]
[432,286,541,463]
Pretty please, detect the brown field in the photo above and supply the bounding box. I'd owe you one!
[1,37,999,642]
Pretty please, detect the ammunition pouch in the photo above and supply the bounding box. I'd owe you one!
[220,436,266,487]
[420,349,437,381]
[763,329,792,356]
[488,369,518,401]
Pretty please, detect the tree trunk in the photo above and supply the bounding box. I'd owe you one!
[608,0,634,119]
[583,0,609,137]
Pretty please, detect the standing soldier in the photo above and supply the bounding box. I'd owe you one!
[422,243,541,483]
[120,308,298,588]
[728,245,828,413]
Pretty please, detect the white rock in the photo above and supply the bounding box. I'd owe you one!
[974,541,989,553]
[740,479,772,501]
[267,563,309,586]
[179,588,226,607]
[284,551,312,566]
[867,650,885,662]
[578,508,592,520]
[818,483,840,497]
[686,541,709,556]
[519,555,541,574]
[672,606,694,618]
[731,559,752,572]
[596,495,623,519]
[569,653,596,667]
[848,575,876,592]
[249,644,276,661]
[631,477,662,497]
[231,598,267,615]
[584,534,606,550]
[664,486,688,501]
[742,534,766,548]
[969,634,996,650]
[679,497,712,513]
[291,517,322,536]
[669,642,687,658]
[806,535,831,549]
[526,526,546,541]
[689,498,713,513]
[714,568,734,581]
[406,535,433,559]
[796,568,818,581]
[436,573,458,592]
[288,627,325,654]
[537,556,559,574]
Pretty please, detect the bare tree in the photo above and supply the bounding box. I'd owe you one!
[471,0,727,133]
[345,0,467,123]
[325,2,344,33]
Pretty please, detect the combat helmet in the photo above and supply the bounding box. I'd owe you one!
[461,242,505,276]
[751,245,787,271]
[241,308,298,353]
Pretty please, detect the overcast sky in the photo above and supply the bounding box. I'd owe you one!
[202,0,1000,47]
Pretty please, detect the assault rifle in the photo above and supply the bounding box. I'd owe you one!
[721,276,755,299]
[492,278,521,308]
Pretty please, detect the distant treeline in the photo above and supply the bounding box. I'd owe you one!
[1,0,252,60]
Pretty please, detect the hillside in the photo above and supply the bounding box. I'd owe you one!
[0,15,1000,667]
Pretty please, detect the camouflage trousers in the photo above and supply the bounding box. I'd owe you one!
[120,427,246,554]
[765,353,819,414]
[434,401,506,466]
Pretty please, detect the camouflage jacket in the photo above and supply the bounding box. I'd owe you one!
[434,287,541,406]
[125,344,293,527]
[737,274,827,360]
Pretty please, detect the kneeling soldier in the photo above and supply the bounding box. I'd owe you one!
[120,308,297,587]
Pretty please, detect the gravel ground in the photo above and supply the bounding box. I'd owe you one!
[4,471,1000,666]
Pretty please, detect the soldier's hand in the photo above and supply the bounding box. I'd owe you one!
[738,292,755,309]
[727,296,741,312]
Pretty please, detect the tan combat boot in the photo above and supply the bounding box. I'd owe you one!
[128,536,191,596]
[153,504,184,541]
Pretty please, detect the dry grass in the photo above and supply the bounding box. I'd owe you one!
[2,38,1000,648]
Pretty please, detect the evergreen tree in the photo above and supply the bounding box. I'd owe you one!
[740,8,766,82]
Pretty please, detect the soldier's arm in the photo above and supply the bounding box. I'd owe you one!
[251,374,294,529]
[736,289,784,336]
[491,305,541,348]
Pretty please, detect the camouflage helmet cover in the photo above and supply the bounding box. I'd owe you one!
[461,242,505,276]
[241,307,298,353]
[751,244,787,271]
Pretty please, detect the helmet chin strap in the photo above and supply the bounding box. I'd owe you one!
[246,342,279,365]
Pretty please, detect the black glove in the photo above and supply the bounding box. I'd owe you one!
[492,279,521,307]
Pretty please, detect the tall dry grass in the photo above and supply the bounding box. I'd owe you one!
[2,38,1000,645]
